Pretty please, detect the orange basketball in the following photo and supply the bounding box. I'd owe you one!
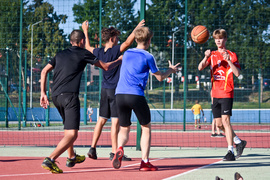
[191,25,209,44]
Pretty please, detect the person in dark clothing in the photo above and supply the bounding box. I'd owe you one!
[40,22,122,173]
[83,20,145,161]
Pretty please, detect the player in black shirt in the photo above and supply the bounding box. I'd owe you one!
[40,22,121,173]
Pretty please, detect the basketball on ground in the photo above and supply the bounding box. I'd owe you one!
[191,25,209,44]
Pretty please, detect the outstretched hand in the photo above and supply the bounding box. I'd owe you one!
[168,60,181,73]
[135,19,145,30]
[82,20,89,32]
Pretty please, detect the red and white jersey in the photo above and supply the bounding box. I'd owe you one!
[206,50,240,98]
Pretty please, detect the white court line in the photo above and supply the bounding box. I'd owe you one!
[162,160,223,180]
[0,159,164,178]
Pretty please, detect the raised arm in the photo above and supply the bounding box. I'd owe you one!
[198,49,211,71]
[94,55,123,71]
[152,60,180,82]
[40,64,54,109]
[119,19,145,52]
[82,20,95,54]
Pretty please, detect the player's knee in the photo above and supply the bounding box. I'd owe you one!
[217,124,224,130]
[98,118,107,126]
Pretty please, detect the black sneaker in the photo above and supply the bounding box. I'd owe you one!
[122,155,132,161]
[223,150,235,161]
[216,133,225,138]
[110,152,132,161]
[87,147,97,159]
[211,133,217,137]
[66,154,85,167]
[109,152,114,161]
[236,140,247,159]
[215,176,223,180]
[234,172,243,180]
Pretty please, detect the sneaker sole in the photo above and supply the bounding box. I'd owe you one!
[222,158,235,161]
[112,150,123,169]
[236,141,247,159]
[41,164,62,174]
[139,167,158,171]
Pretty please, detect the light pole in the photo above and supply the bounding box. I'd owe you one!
[30,18,48,108]
[171,29,181,109]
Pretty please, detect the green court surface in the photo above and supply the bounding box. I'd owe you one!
[0,146,269,179]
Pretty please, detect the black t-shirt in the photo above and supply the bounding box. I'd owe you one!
[49,46,98,97]
[93,45,121,89]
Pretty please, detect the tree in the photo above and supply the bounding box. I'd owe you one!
[73,0,137,48]
[26,0,69,67]
[187,0,270,88]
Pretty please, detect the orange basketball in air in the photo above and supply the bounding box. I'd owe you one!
[191,25,209,44]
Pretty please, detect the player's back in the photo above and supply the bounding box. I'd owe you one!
[116,48,157,96]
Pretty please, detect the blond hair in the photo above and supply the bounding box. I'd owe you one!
[134,27,153,45]
[212,29,227,39]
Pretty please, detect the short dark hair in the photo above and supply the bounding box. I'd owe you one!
[70,30,85,44]
[101,27,120,42]
[213,29,227,39]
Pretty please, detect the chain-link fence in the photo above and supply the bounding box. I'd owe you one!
[0,0,269,148]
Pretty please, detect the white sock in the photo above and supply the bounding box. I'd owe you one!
[228,146,234,153]
[143,159,149,163]
[234,136,241,144]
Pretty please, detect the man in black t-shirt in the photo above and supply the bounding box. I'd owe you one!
[82,20,145,161]
[40,22,122,173]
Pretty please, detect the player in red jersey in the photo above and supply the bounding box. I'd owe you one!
[198,29,246,161]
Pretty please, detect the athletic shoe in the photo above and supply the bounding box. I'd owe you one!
[223,150,235,161]
[112,148,124,169]
[234,172,243,180]
[236,140,247,159]
[122,155,132,161]
[110,153,132,161]
[41,157,63,173]
[109,152,114,161]
[87,147,97,159]
[198,125,201,129]
[139,161,158,171]
[215,176,223,180]
[211,133,217,137]
[66,154,86,167]
[216,133,225,137]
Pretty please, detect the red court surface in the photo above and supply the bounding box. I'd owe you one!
[0,157,220,180]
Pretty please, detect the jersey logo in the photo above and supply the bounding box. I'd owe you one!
[217,70,224,75]
[214,70,225,80]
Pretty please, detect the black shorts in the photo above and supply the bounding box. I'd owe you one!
[116,94,151,127]
[52,93,80,130]
[212,98,233,118]
[99,88,118,119]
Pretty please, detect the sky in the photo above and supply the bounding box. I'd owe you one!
[45,0,81,35]
[44,0,142,35]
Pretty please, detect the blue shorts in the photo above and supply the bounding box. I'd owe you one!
[194,114,200,120]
